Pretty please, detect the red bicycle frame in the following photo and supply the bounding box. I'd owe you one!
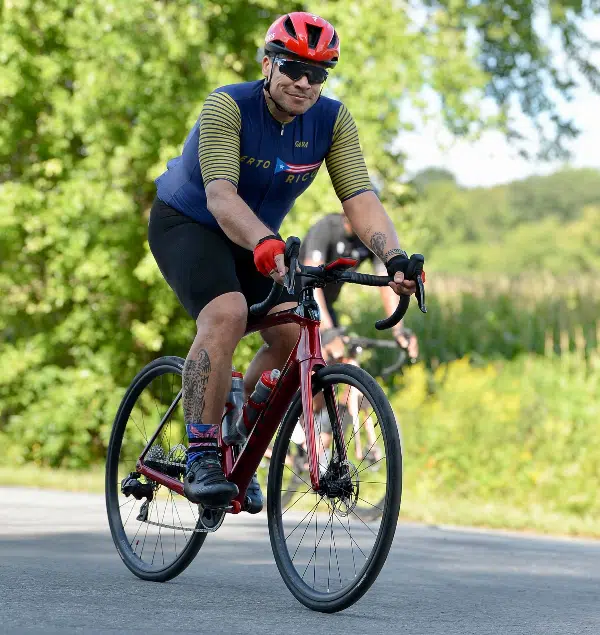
[136,304,347,514]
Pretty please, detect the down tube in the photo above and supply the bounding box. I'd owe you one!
[228,361,300,502]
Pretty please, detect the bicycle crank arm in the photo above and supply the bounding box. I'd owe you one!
[135,502,228,533]
[137,517,222,534]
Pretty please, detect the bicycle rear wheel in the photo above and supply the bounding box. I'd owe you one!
[105,356,207,582]
[268,363,402,613]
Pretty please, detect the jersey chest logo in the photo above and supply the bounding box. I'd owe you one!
[274,158,322,185]
[275,158,322,175]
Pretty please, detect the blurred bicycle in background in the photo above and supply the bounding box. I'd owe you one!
[260,327,414,521]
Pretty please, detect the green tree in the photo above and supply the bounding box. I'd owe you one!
[410,167,457,195]
[507,168,600,224]
[407,168,600,274]
[423,0,600,160]
[2,0,599,468]
[0,0,291,467]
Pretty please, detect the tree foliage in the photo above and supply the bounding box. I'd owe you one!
[1,0,599,468]
[409,168,600,274]
[423,0,600,159]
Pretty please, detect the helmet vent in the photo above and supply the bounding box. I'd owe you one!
[283,16,298,40]
[306,24,323,49]
[328,30,339,49]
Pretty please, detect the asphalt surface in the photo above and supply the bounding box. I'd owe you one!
[1,487,599,634]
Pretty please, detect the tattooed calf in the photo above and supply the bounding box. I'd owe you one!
[183,350,211,423]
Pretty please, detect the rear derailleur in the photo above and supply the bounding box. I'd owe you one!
[121,472,154,502]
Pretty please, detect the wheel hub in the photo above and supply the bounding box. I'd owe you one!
[319,460,359,517]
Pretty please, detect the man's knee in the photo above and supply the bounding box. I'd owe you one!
[197,292,248,339]
[263,322,300,352]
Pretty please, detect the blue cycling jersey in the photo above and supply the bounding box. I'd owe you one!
[155,80,371,233]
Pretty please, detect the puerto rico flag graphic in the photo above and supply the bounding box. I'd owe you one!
[275,157,323,175]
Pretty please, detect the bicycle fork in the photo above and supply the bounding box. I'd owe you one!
[300,359,347,492]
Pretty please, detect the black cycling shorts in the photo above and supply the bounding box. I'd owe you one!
[148,197,299,320]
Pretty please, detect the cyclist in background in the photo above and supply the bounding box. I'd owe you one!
[297,211,419,466]
[300,211,419,361]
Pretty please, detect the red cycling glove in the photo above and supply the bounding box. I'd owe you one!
[253,235,286,277]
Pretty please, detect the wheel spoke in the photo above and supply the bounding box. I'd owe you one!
[349,508,378,537]
[122,497,138,529]
[354,432,383,472]
[108,364,203,577]
[170,492,178,558]
[282,487,313,515]
[129,412,148,445]
[332,516,342,589]
[290,502,320,563]
[346,514,358,576]
[139,500,153,558]
[355,495,384,513]
[285,500,320,541]
[301,508,333,579]
[356,455,386,475]
[327,507,333,591]
[344,408,375,451]
[331,512,368,560]
[283,463,311,489]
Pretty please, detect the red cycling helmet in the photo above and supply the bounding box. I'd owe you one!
[264,12,340,67]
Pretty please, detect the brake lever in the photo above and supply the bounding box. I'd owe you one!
[381,352,408,378]
[415,273,426,313]
[406,254,427,314]
[283,236,301,294]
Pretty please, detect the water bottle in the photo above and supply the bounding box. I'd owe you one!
[236,369,281,439]
[222,369,245,446]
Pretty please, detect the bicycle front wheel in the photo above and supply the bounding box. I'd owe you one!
[268,363,402,613]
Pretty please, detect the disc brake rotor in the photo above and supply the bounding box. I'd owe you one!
[320,460,359,517]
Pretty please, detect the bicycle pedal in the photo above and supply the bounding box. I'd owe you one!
[201,504,232,512]
[196,504,227,532]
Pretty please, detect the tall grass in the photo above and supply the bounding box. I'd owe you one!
[342,274,600,368]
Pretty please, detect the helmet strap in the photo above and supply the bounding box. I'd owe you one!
[264,57,296,117]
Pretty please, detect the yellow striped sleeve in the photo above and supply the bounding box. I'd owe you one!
[325,105,372,202]
[199,92,242,188]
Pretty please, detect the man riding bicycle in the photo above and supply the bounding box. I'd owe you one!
[149,12,418,512]
[300,211,419,362]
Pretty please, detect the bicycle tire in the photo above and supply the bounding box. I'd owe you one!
[105,356,207,582]
[268,363,402,613]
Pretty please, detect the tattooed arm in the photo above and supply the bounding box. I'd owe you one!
[341,190,416,297]
[341,190,404,264]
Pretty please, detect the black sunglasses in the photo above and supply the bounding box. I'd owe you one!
[274,58,329,85]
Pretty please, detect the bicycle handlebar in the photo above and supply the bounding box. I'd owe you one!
[249,236,427,331]
[323,328,414,376]
[248,278,284,317]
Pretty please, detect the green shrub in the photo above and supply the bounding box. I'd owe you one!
[395,353,600,519]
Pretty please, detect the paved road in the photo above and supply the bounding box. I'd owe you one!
[1,487,599,634]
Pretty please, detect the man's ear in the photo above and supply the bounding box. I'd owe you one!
[262,56,272,79]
